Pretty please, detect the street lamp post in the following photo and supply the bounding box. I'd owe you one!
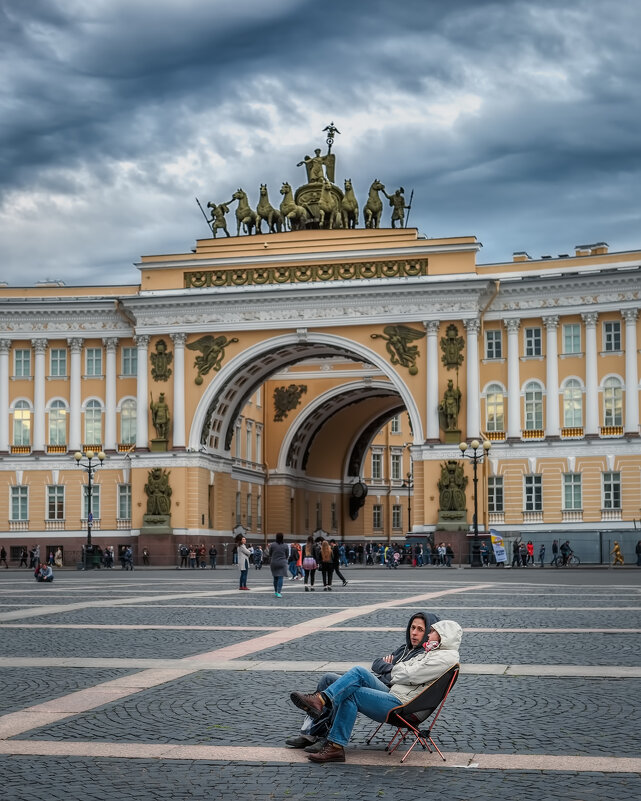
[458,439,491,568]
[74,449,106,570]
[402,471,413,533]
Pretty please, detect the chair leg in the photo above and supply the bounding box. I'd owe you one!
[366,722,384,745]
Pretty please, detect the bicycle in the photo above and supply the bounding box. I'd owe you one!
[555,551,581,567]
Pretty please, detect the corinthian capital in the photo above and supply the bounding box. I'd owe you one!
[463,318,480,335]
[504,318,521,334]
[424,320,440,336]
[622,308,638,324]
[581,312,598,328]
[134,335,150,349]
[542,315,559,330]
[31,339,48,354]
[171,332,187,347]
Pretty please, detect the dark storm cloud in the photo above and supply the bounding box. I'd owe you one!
[0,0,640,284]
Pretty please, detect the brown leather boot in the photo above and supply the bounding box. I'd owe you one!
[307,741,346,763]
[289,691,325,719]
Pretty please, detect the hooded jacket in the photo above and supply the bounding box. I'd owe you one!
[386,618,462,706]
[371,612,440,685]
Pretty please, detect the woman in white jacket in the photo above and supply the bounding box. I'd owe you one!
[235,534,252,590]
[291,618,461,763]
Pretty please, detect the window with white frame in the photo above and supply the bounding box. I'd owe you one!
[118,484,132,519]
[257,494,262,529]
[121,347,137,376]
[48,400,67,445]
[84,400,102,444]
[47,485,65,520]
[488,476,503,512]
[563,379,583,427]
[524,327,542,357]
[485,383,504,431]
[392,504,402,529]
[603,321,621,352]
[13,401,31,446]
[371,452,382,480]
[603,377,623,426]
[50,348,67,377]
[485,330,502,359]
[11,486,28,521]
[86,347,102,376]
[120,399,136,444]
[246,494,253,528]
[563,323,581,354]
[524,382,543,430]
[245,421,253,462]
[391,453,401,481]
[372,504,383,529]
[235,491,241,525]
[14,349,31,377]
[563,473,582,510]
[82,484,100,520]
[603,472,621,509]
[390,415,401,434]
[524,474,542,511]
[255,425,262,463]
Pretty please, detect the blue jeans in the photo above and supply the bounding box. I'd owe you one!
[239,568,248,588]
[323,666,401,747]
[273,575,284,593]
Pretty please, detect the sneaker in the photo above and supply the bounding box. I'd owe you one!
[304,586,309,592]
[286,734,315,749]
[275,592,282,598]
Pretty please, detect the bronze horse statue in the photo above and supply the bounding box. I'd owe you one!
[280,182,309,231]
[364,179,385,229]
[231,188,258,236]
[341,178,359,229]
[256,184,283,233]
[318,179,342,229]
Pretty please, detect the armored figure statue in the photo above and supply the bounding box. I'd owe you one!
[439,379,462,432]
[145,467,172,516]
[383,187,410,228]
[438,460,467,512]
[150,392,170,440]
[206,201,231,238]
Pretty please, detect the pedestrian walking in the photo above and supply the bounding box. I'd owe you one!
[526,540,534,565]
[636,540,641,567]
[445,543,454,568]
[269,532,289,597]
[302,535,319,592]
[480,541,489,566]
[209,545,218,569]
[142,548,150,566]
[0,546,8,568]
[550,539,559,567]
[319,539,334,591]
[124,546,134,571]
[511,539,521,568]
[19,547,28,567]
[55,547,63,568]
[235,533,251,590]
[330,539,348,586]
[538,543,545,568]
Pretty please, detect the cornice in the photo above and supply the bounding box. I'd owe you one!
[0,302,132,337]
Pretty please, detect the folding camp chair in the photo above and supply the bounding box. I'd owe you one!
[366,664,459,763]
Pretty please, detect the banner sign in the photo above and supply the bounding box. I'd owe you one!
[490,529,507,563]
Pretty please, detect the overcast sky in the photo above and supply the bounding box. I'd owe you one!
[1,0,640,287]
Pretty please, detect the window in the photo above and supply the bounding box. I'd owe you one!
[524,474,542,511]
[524,327,542,357]
[247,494,253,528]
[371,452,382,480]
[82,484,100,520]
[563,380,583,427]
[118,484,132,520]
[86,347,102,376]
[603,472,621,510]
[485,330,502,359]
[392,504,402,529]
[47,486,65,521]
[121,347,137,376]
[316,501,322,530]
[235,492,241,525]
[603,321,621,352]
[13,401,31,446]
[524,382,543,430]
[120,399,136,444]
[391,453,401,481]
[245,421,253,462]
[48,400,67,446]
[485,384,504,432]
[10,486,28,521]
[331,502,337,530]
[14,349,31,377]
[255,425,262,462]
[372,504,383,529]
[603,377,623,426]
[84,400,102,444]
[50,348,67,377]
[390,415,401,434]
[563,324,581,354]
[234,421,242,458]
[257,494,262,529]
[488,476,503,513]
[563,474,582,510]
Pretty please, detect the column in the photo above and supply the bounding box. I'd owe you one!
[103,337,118,451]
[505,318,521,439]
[32,339,48,452]
[0,340,10,452]
[68,338,83,451]
[425,321,440,441]
[171,333,186,448]
[622,309,639,434]
[543,316,560,437]
[135,335,149,449]
[463,319,481,439]
[582,312,599,435]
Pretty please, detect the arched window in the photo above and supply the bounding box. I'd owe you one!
[84,399,103,444]
[48,400,67,446]
[120,399,136,445]
[563,380,583,427]
[485,383,504,432]
[603,377,623,426]
[13,401,31,446]
[524,382,543,430]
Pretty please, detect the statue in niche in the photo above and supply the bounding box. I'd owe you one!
[150,339,173,382]
[150,392,170,440]
[441,323,465,370]
[186,334,240,385]
[273,384,307,422]
[438,460,467,513]
[438,379,462,432]
[370,324,425,375]
[145,467,172,516]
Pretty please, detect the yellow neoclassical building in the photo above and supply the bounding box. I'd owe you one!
[0,226,639,565]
